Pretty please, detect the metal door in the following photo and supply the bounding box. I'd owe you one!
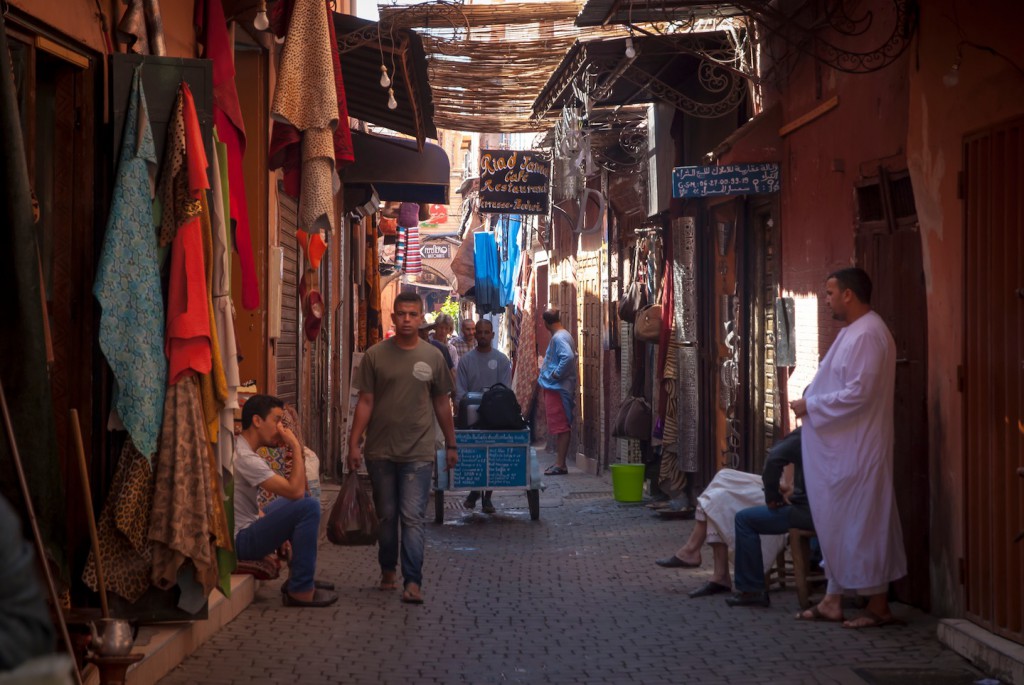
[963,118,1024,643]
[577,253,602,461]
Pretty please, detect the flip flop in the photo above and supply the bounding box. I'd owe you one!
[401,586,424,605]
[379,574,398,591]
[795,605,843,622]
[544,465,568,476]
[842,609,905,629]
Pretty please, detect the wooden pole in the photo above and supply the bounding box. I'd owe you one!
[70,409,109,619]
[0,379,84,685]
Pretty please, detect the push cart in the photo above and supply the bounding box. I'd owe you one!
[434,429,541,522]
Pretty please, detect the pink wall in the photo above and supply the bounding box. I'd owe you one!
[908,0,1024,617]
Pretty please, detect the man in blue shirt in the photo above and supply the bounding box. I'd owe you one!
[539,309,578,476]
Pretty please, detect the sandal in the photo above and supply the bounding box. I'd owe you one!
[795,605,843,622]
[379,573,398,591]
[842,609,905,629]
[544,465,568,476]
[401,584,424,605]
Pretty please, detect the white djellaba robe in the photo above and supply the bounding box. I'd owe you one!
[699,469,787,573]
[801,310,907,591]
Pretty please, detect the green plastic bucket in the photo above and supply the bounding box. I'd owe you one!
[610,463,645,502]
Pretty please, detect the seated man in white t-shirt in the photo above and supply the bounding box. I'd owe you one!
[234,394,337,607]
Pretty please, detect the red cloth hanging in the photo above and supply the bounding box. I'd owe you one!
[195,0,260,310]
[166,84,213,384]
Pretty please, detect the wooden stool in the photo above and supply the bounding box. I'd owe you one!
[765,549,789,591]
[788,528,827,609]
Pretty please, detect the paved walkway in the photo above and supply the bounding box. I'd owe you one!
[158,466,991,685]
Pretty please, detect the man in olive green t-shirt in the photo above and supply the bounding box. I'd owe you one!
[348,291,457,605]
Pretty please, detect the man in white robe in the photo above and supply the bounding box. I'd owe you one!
[790,267,907,628]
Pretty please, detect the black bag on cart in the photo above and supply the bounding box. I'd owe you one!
[476,383,526,430]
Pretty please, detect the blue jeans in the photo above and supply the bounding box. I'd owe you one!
[235,496,320,594]
[366,460,433,588]
[733,504,793,593]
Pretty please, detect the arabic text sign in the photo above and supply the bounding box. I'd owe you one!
[479,149,550,215]
[420,243,451,260]
[672,163,780,198]
[452,430,530,488]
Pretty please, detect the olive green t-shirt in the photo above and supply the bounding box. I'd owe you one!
[355,338,453,461]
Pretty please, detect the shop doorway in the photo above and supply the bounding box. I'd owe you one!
[855,168,931,610]
[963,117,1024,643]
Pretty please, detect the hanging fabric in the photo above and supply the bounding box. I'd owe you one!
[94,65,166,460]
[195,0,259,309]
[499,215,522,308]
[473,230,502,314]
[117,0,166,55]
[160,83,213,386]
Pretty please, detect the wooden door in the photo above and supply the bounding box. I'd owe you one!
[963,118,1024,643]
[577,253,602,462]
[855,169,931,610]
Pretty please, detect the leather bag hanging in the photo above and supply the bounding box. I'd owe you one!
[612,347,652,440]
[634,304,663,343]
[617,240,647,323]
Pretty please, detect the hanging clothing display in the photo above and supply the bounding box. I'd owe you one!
[404,223,422,275]
[511,265,538,415]
[83,439,154,602]
[197,192,229,443]
[498,216,522,308]
[270,0,344,233]
[160,83,213,385]
[657,339,688,498]
[117,0,166,55]
[194,0,259,309]
[94,66,167,460]
[473,230,502,314]
[148,377,222,604]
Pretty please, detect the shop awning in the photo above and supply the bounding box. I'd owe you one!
[532,32,748,121]
[574,0,746,27]
[341,130,450,205]
[334,13,437,148]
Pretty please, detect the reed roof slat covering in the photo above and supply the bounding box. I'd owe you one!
[379,1,631,133]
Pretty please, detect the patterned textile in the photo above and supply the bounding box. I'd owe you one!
[195,0,259,310]
[94,66,167,459]
[83,439,154,602]
[148,377,220,598]
[163,84,213,385]
[257,405,302,509]
[450,335,472,359]
[116,0,165,55]
[395,225,408,272]
[404,224,422,274]
[272,0,339,233]
[197,193,228,444]
[511,266,539,416]
[657,338,688,497]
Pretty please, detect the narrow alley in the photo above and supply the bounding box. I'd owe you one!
[157,470,983,685]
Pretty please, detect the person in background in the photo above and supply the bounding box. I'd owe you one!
[539,309,578,476]
[434,313,460,371]
[450,318,476,360]
[455,319,512,514]
[234,394,337,608]
[419,322,456,389]
[348,291,458,605]
[0,493,55,672]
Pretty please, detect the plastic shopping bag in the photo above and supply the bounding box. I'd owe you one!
[326,471,379,546]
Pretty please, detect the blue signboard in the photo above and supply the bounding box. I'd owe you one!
[672,163,780,198]
[451,430,530,488]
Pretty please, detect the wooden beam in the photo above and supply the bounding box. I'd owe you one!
[778,95,839,137]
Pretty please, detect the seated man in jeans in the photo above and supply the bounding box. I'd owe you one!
[234,394,337,607]
[725,427,815,608]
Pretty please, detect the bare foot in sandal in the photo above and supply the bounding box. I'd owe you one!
[794,593,843,622]
[379,571,398,591]
[401,583,424,604]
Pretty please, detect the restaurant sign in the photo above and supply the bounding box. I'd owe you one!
[672,163,780,198]
[420,243,451,260]
[478,149,550,215]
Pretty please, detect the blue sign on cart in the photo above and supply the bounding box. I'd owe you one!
[672,163,780,198]
[451,430,530,489]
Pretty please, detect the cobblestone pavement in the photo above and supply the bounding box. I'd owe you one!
[158,466,990,685]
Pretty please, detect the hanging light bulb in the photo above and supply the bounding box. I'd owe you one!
[387,88,398,110]
[379,64,391,88]
[253,0,269,31]
[624,37,636,59]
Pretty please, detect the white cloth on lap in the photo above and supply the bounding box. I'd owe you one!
[698,468,787,573]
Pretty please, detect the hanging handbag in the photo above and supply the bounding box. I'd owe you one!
[612,352,652,440]
[634,304,663,343]
[617,240,646,323]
